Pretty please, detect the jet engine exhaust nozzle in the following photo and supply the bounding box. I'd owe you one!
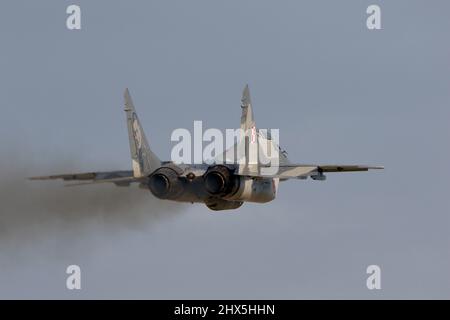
[148,167,183,199]
[204,171,226,194]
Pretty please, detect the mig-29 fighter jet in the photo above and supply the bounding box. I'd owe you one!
[30,86,383,210]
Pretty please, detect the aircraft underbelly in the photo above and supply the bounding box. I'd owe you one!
[145,175,276,204]
[225,177,276,203]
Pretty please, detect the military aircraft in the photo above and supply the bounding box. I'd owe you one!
[30,85,383,211]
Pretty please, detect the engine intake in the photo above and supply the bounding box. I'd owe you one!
[148,167,183,199]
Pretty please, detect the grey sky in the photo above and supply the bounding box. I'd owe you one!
[0,1,449,298]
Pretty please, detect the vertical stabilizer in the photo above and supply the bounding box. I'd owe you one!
[239,85,258,175]
[124,88,161,177]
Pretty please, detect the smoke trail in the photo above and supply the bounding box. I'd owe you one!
[0,149,184,260]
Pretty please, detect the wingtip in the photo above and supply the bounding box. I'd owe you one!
[28,176,47,180]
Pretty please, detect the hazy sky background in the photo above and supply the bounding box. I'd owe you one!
[0,1,449,298]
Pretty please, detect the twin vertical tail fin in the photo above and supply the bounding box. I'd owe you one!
[240,84,255,132]
[238,85,259,175]
[238,85,287,177]
[124,89,161,177]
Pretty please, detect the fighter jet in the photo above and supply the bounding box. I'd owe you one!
[30,86,383,211]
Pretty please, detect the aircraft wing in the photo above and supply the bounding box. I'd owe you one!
[289,164,384,173]
[29,170,145,186]
[238,164,384,180]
